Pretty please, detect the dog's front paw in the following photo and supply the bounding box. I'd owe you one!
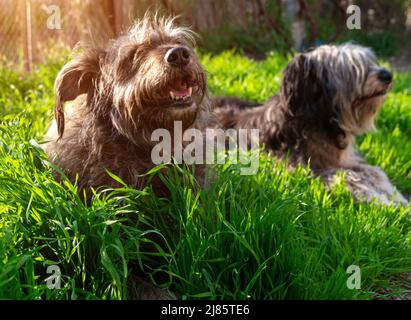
[392,192,409,207]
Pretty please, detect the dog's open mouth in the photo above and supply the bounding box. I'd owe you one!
[168,80,193,107]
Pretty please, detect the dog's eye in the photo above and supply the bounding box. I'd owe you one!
[116,46,141,77]
[119,45,138,61]
[173,39,189,47]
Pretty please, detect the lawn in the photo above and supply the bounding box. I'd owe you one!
[0,51,410,300]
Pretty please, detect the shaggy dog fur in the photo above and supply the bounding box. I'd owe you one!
[213,44,408,206]
[43,16,212,196]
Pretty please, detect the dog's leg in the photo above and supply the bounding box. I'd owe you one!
[133,281,176,300]
[128,275,177,300]
[318,166,408,206]
[354,164,409,206]
[319,168,389,205]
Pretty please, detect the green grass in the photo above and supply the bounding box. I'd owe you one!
[0,51,410,300]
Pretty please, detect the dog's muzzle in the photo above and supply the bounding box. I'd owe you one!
[378,69,393,85]
[165,47,191,67]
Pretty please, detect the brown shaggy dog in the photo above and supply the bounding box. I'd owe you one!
[213,44,408,206]
[43,16,212,196]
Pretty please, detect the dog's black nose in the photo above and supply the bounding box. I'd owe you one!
[378,69,393,84]
[165,47,190,67]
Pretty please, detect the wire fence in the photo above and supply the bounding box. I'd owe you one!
[0,0,294,71]
[0,0,410,72]
[0,0,133,71]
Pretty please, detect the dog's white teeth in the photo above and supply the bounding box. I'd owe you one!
[170,88,192,102]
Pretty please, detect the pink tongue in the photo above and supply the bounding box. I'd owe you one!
[171,81,189,97]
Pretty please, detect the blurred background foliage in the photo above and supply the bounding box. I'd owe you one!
[0,0,410,70]
[0,0,411,300]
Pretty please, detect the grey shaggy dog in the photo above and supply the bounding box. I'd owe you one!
[213,44,408,206]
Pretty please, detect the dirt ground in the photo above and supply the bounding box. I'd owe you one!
[378,273,411,300]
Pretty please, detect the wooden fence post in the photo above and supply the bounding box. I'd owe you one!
[23,0,33,72]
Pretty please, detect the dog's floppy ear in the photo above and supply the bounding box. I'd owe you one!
[280,53,344,147]
[280,53,333,115]
[54,48,103,138]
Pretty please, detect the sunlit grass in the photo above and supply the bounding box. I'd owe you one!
[0,51,410,299]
